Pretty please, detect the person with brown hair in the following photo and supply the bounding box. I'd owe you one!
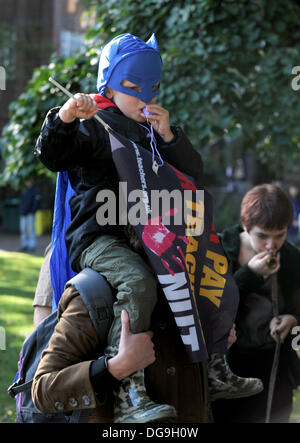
[212,183,300,423]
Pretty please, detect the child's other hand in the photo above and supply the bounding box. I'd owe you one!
[142,104,174,143]
[58,93,98,123]
[269,314,297,343]
[227,324,237,349]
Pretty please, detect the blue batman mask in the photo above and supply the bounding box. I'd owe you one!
[97,33,162,103]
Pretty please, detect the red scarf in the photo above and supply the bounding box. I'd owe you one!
[90,94,118,110]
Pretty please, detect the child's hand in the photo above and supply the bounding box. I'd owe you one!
[142,104,174,143]
[58,93,98,123]
[248,251,280,279]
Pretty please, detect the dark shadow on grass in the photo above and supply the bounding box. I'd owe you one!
[0,285,36,299]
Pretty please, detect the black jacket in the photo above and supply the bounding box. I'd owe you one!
[35,106,203,270]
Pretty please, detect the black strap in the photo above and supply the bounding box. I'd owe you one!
[8,380,33,398]
[65,268,114,349]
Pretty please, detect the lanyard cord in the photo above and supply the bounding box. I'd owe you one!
[138,122,164,174]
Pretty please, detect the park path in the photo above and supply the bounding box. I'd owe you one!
[0,229,51,256]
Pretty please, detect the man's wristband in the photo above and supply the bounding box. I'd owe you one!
[90,355,119,392]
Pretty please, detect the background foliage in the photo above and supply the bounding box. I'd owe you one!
[0,50,99,187]
[1,0,300,188]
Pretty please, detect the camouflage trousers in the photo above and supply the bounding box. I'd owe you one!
[79,234,157,348]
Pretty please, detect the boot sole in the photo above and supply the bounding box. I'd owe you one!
[114,407,177,424]
[211,385,264,402]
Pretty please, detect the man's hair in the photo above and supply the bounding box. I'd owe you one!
[124,223,143,251]
[240,183,294,231]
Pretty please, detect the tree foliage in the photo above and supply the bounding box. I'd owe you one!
[0,49,99,187]
[1,0,300,188]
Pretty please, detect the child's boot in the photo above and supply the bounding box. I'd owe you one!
[208,353,263,401]
[113,369,177,423]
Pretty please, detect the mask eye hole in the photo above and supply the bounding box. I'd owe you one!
[152,81,160,92]
[121,79,142,92]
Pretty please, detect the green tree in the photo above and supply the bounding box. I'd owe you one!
[0,49,99,187]
[1,0,300,188]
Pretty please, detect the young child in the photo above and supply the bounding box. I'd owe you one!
[35,33,261,423]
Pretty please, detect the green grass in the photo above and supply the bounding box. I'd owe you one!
[292,388,300,423]
[0,250,299,423]
[0,250,43,423]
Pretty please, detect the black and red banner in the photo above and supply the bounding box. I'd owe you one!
[109,130,239,362]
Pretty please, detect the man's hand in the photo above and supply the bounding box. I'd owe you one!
[142,104,174,143]
[270,314,298,343]
[107,310,155,380]
[58,93,98,123]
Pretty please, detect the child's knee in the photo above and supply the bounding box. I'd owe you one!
[130,269,157,297]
